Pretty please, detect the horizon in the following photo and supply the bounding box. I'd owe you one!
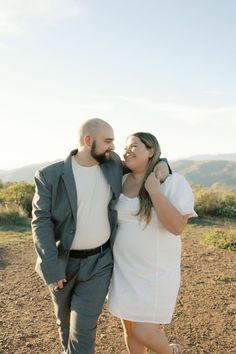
[0,0,236,169]
[1,152,236,172]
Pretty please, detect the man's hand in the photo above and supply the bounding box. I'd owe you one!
[53,279,67,289]
[153,160,170,182]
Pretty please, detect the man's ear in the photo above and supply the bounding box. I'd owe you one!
[84,135,92,147]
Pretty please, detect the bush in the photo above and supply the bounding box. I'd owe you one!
[216,205,236,218]
[21,195,34,217]
[0,205,29,226]
[193,186,236,218]
[200,228,236,251]
[0,182,34,217]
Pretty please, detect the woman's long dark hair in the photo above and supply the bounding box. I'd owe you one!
[131,132,161,224]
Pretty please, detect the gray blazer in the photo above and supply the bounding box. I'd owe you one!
[31,149,123,285]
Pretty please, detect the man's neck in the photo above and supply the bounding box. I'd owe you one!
[74,151,98,167]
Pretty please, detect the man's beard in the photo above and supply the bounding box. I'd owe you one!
[91,141,111,164]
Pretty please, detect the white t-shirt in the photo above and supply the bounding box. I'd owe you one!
[70,157,112,250]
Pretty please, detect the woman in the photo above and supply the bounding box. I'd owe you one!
[108,132,197,354]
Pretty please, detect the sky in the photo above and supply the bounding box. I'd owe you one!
[0,0,235,170]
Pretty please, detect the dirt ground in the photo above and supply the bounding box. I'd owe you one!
[0,225,235,354]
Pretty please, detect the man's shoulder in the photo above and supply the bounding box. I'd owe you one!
[35,160,65,181]
[106,152,123,172]
[100,152,123,177]
[39,159,64,172]
[109,151,122,164]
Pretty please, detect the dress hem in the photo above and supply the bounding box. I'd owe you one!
[109,309,172,325]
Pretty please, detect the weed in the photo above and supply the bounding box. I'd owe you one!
[200,228,236,251]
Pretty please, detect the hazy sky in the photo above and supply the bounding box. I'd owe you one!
[0,0,235,170]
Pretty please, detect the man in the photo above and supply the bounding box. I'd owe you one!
[31,118,169,354]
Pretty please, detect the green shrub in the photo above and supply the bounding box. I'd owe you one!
[0,182,34,217]
[200,228,236,251]
[193,186,236,218]
[0,204,29,226]
[216,205,236,218]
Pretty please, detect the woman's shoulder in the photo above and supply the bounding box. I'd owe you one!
[161,172,192,193]
[164,172,187,185]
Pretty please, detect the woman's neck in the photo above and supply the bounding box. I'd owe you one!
[130,171,146,182]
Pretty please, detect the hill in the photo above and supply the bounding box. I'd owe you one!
[186,153,236,161]
[0,156,236,188]
[171,160,236,188]
[0,160,61,184]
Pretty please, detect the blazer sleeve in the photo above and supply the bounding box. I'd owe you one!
[31,170,66,285]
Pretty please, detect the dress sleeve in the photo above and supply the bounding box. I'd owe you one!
[160,173,197,218]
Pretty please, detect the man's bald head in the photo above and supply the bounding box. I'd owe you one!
[79,118,112,146]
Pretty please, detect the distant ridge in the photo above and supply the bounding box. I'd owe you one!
[0,160,61,184]
[186,153,236,161]
[0,154,236,188]
[171,159,236,188]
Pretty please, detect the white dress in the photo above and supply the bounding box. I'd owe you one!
[108,173,197,324]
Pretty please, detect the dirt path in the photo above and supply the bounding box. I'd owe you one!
[0,227,235,354]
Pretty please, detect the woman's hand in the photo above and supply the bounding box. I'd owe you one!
[145,172,161,195]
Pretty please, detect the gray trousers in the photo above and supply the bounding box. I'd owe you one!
[49,247,113,354]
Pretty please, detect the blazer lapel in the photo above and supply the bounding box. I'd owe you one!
[101,162,120,200]
[62,152,77,221]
